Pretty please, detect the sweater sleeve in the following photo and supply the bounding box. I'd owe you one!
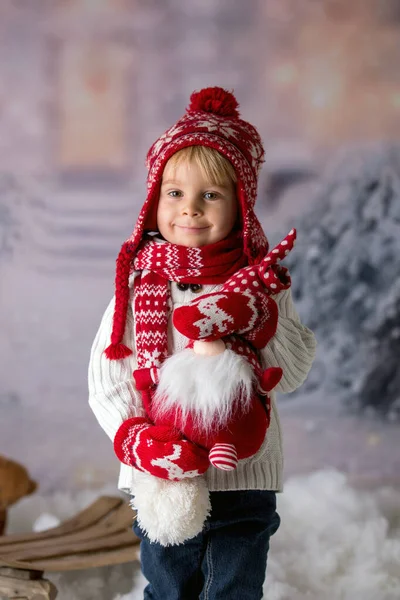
[88,287,145,441]
[260,287,317,394]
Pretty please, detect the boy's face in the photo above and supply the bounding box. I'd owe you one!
[157,157,238,247]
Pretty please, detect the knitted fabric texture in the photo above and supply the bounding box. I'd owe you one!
[105,87,268,360]
[173,229,296,349]
[132,232,246,369]
[115,231,297,478]
[113,417,210,481]
[141,87,268,262]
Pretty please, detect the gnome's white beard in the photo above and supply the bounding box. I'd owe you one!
[152,348,255,435]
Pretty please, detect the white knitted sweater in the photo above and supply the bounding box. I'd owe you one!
[88,280,316,494]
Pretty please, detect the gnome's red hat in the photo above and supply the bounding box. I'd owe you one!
[105,87,269,359]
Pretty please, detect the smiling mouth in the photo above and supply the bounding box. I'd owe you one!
[175,225,209,231]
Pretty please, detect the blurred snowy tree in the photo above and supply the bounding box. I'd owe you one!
[276,144,400,419]
[360,279,400,418]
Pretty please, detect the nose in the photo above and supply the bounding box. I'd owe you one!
[181,196,203,217]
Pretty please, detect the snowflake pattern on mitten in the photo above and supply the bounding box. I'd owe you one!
[114,417,210,481]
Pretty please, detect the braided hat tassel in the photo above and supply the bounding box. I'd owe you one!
[104,243,134,360]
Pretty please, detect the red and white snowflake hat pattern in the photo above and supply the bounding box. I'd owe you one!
[124,86,270,264]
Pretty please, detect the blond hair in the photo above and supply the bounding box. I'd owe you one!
[166,146,237,187]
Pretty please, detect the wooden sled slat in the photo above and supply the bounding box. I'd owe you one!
[0,502,137,554]
[0,570,58,600]
[35,544,140,571]
[0,544,140,572]
[0,495,123,547]
[0,496,140,576]
[2,529,136,562]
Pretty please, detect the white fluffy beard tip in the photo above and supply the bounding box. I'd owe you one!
[131,471,211,546]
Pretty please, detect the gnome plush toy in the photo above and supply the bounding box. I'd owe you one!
[114,230,296,545]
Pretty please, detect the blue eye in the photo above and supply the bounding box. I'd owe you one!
[204,192,218,200]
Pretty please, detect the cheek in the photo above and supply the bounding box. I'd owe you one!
[156,203,172,229]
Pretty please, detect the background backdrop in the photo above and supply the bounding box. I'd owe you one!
[1,0,399,496]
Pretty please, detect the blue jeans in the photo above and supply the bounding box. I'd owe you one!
[132,489,280,600]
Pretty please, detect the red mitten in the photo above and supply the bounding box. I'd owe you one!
[114,417,209,481]
[173,229,296,349]
[173,287,278,348]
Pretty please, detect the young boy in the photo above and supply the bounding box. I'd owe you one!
[88,87,316,599]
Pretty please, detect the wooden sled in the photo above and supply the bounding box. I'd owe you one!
[0,495,140,599]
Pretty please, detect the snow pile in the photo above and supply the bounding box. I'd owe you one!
[277,144,400,418]
[7,470,400,600]
[266,470,400,600]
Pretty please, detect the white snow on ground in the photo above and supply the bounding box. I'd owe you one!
[7,470,400,600]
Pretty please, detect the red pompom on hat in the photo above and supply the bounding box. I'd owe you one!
[105,87,269,360]
[187,87,240,118]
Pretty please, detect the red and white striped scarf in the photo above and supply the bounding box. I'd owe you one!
[133,233,246,369]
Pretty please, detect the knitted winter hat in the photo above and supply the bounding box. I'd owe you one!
[105,87,269,359]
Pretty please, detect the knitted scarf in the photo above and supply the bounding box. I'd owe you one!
[132,232,246,369]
